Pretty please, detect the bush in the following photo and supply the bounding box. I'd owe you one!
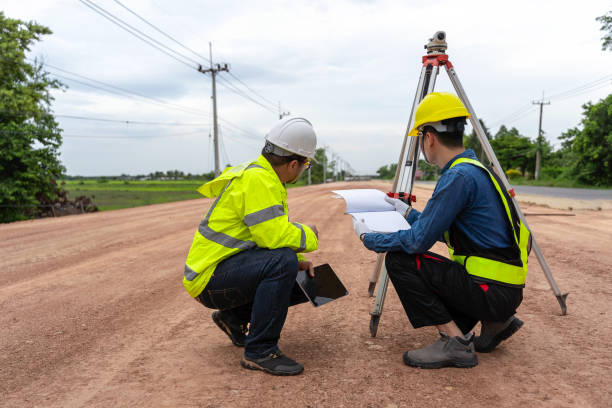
[541,166,564,179]
[505,168,522,179]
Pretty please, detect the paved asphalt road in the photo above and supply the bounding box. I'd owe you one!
[511,185,612,200]
[416,181,612,200]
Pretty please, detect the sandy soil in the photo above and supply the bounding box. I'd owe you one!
[1,181,611,408]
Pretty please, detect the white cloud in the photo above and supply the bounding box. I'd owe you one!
[3,0,611,175]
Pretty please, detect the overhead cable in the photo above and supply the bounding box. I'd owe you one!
[218,117,262,140]
[80,0,199,70]
[547,74,612,101]
[217,75,277,114]
[41,62,207,117]
[226,71,278,108]
[111,0,211,64]
[56,114,209,126]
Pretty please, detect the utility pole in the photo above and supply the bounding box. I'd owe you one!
[532,94,550,180]
[323,146,327,184]
[278,101,290,120]
[199,43,229,177]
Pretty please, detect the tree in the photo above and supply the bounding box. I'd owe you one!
[0,12,65,222]
[596,11,612,51]
[560,94,612,186]
[376,163,397,179]
[490,126,538,175]
[463,118,492,163]
[308,147,333,184]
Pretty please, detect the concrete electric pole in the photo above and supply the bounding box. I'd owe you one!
[278,101,290,120]
[532,95,550,180]
[199,43,229,177]
[323,146,328,184]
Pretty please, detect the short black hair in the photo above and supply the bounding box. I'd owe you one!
[261,149,307,167]
[422,117,466,148]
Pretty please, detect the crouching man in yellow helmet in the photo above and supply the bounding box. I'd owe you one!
[183,117,319,376]
[354,93,530,368]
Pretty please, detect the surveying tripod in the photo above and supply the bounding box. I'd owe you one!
[367,31,568,337]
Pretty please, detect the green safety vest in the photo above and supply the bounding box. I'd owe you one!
[443,158,530,287]
[183,154,318,297]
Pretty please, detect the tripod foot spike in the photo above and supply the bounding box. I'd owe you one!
[369,314,380,337]
[556,293,568,316]
[367,281,376,297]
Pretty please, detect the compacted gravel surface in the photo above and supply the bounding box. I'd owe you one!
[1,181,610,408]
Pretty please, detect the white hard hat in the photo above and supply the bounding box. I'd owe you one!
[264,117,317,160]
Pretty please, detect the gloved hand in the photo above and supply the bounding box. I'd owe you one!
[384,196,411,217]
[352,218,372,240]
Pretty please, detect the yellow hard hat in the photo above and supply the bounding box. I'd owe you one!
[408,92,470,136]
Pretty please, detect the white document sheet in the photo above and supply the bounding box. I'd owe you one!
[332,189,411,233]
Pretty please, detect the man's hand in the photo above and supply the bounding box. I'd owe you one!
[308,224,319,238]
[298,260,315,278]
[384,196,411,217]
[352,218,371,240]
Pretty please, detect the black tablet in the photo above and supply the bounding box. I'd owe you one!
[295,263,348,307]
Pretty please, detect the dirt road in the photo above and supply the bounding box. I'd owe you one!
[1,181,611,407]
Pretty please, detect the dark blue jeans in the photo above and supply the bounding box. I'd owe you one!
[197,247,307,358]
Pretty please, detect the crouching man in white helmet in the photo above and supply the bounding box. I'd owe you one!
[183,117,319,376]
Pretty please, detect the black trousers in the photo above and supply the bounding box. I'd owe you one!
[385,250,523,334]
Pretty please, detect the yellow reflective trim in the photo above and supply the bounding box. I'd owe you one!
[465,256,525,286]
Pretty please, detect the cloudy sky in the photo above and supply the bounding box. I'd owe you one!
[3,0,611,176]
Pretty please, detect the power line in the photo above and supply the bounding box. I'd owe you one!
[41,62,207,117]
[81,1,282,118]
[547,74,612,101]
[489,75,612,128]
[218,117,261,140]
[216,75,277,114]
[80,0,199,70]
[56,114,209,126]
[63,129,204,139]
[219,125,261,149]
[0,128,204,139]
[111,0,211,65]
[226,71,278,108]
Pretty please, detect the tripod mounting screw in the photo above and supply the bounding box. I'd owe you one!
[425,31,447,54]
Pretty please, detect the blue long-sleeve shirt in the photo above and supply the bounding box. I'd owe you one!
[362,149,513,254]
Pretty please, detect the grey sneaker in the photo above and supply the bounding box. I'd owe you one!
[474,316,523,353]
[212,311,248,347]
[403,333,478,369]
[240,350,304,376]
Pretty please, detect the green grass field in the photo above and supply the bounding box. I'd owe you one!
[63,178,310,211]
[64,180,207,211]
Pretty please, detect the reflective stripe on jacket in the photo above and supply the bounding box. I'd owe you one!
[183,154,318,297]
[443,157,530,287]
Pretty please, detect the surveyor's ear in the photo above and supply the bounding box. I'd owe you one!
[287,159,300,170]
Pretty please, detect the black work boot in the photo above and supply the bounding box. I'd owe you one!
[403,332,478,369]
[240,350,304,376]
[474,315,523,353]
[212,311,247,347]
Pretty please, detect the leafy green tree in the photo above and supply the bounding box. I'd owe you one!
[0,12,65,222]
[418,159,438,180]
[559,94,612,186]
[490,126,538,175]
[308,147,333,183]
[463,118,492,163]
[596,11,612,51]
[376,163,397,179]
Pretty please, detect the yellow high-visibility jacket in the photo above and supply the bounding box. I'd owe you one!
[183,154,318,297]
